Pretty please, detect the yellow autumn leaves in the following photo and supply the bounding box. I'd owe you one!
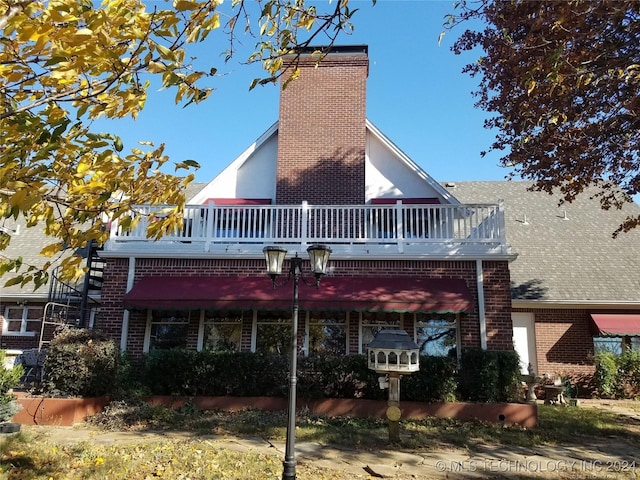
[0,0,356,288]
[0,435,349,480]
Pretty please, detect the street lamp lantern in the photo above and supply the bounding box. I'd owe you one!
[306,244,332,280]
[263,246,288,280]
[262,244,332,480]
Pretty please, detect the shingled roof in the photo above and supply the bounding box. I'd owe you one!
[1,215,52,299]
[447,181,640,306]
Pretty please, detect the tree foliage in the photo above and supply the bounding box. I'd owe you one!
[0,0,361,288]
[450,0,640,234]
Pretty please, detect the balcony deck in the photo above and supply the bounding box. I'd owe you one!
[103,201,513,259]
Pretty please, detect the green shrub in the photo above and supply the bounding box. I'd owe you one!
[298,355,384,400]
[110,352,151,401]
[615,349,640,398]
[142,350,289,397]
[204,351,288,397]
[593,350,640,399]
[139,351,461,403]
[142,351,383,399]
[457,349,521,403]
[142,348,200,396]
[402,356,458,402]
[0,351,23,422]
[594,351,619,397]
[41,327,120,397]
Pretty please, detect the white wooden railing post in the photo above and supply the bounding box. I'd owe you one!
[106,217,118,250]
[497,199,506,246]
[301,201,309,246]
[204,201,214,252]
[395,200,404,253]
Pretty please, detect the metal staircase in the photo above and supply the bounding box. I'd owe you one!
[39,241,103,350]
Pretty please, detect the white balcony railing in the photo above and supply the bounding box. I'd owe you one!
[105,201,506,253]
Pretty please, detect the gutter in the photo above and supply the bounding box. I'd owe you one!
[512,299,640,310]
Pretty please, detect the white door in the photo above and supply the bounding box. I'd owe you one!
[512,313,537,375]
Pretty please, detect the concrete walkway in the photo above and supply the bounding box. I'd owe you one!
[16,401,640,479]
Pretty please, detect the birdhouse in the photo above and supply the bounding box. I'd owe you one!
[367,329,420,374]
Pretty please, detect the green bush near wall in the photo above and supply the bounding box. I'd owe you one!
[40,340,524,403]
[143,350,289,397]
[139,350,519,403]
[594,350,640,398]
[457,349,522,403]
[401,356,458,402]
[41,327,120,398]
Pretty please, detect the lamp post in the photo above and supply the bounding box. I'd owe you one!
[263,244,332,480]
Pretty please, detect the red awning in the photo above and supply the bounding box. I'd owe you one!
[591,314,640,336]
[123,276,472,313]
[371,198,440,205]
[204,198,272,205]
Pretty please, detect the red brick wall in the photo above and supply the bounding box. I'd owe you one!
[276,51,368,205]
[482,261,514,351]
[98,258,130,346]
[514,308,596,379]
[99,257,513,358]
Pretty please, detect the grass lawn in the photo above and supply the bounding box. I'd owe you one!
[1,403,639,479]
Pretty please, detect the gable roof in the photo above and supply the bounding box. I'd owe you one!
[448,181,640,307]
[190,120,463,206]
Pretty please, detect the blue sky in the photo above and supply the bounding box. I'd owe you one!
[95,1,512,185]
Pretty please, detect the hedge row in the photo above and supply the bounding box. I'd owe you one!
[142,349,520,402]
[41,329,522,403]
[141,350,465,402]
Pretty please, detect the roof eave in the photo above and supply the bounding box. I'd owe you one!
[513,299,640,310]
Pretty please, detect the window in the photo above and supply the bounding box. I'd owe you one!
[146,310,190,351]
[201,311,242,351]
[415,313,459,358]
[307,311,347,355]
[594,336,640,355]
[360,312,401,353]
[255,312,291,354]
[2,305,41,336]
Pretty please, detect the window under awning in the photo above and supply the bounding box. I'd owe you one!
[591,314,640,336]
[123,276,473,314]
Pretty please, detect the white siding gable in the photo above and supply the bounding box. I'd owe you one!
[189,123,278,204]
[189,120,461,206]
[365,120,459,205]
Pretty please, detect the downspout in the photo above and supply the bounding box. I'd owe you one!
[120,257,136,351]
[476,259,487,350]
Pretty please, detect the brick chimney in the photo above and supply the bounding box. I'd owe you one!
[275,45,369,205]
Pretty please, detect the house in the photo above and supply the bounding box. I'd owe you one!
[2,45,639,387]
[97,45,515,361]
[0,217,51,349]
[450,181,640,380]
[0,213,103,355]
